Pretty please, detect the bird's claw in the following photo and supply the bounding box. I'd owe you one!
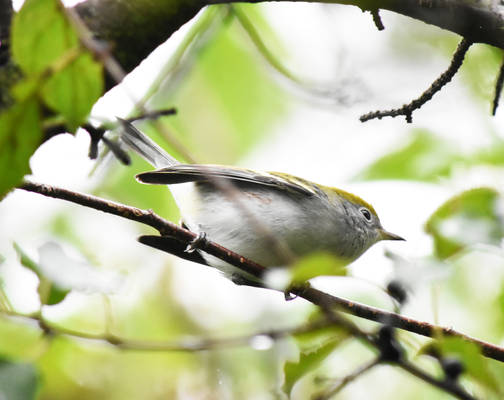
[284,282,311,301]
[185,232,207,253]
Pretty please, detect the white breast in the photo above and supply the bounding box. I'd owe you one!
[168,182,351,276]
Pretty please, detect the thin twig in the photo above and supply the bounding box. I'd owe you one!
[492,56,504,115]
[0,308,331,352]
[371,9,385,31]
[16,181,504,365]
[125,108,177,123]
[313,357,381,400]
[231,5,302,85]
[400,360,477,400]
[360,38,472,123]
[315,307,476,400]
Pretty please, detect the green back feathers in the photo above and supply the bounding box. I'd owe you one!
[269,172,320,195]
[326,187,378,216]
[269,172,378,216]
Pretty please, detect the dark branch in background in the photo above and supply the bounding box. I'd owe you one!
[74,0,204,89]
[42,109,177,164]
[399,360,475,400]
[0,0,12,42]
[492,56,504,116]
[17,181,504,366]
[0,0,18,111]
[88,108,177,162]
[360,38,472,123]
[314,306,476,400]
[1,287,475,399]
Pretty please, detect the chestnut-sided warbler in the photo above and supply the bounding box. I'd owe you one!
[118,119,403,282]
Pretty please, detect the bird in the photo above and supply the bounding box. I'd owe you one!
[118,118,404,285]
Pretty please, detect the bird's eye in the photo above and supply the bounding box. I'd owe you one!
[360,208,372,221]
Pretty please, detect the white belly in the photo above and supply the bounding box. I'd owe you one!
[169,182,354,276]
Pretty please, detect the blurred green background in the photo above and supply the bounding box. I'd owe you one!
[1,2,504,399]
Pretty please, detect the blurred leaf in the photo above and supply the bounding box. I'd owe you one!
[151,7,289,165]
[11,0,103,132]
[356,130,460,182]
[13,242,70,305]
[473,140,504,166]
[289,252,347,284]
[0,98,42,199]
[282,334,342,395]
[13,243,39,275]
[11,0,78,74]
[437,337,500,394]
[42,52,103,132]
[425,188,504,259]
[293,319,348,354]
[461,44,502,106]
[0,358,39,400]
[39,242,122,295]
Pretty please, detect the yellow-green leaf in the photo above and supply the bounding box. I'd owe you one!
[11,0,78,75]
[42,52,103,132]
[289,252,347,284]
[13,243,70,306]
[0,99,42,199]
[437,337,500,393]
[282,336,342,395]
[425,188,504,259]
[355,130,460,182]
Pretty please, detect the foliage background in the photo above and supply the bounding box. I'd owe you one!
[1,2,504,399]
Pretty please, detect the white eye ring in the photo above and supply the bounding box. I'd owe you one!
[360,208,372,221]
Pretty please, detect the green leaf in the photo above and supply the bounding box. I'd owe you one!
[355,130,460,182]
[0,99,42,199]
[153,8,289,165]
[42,52,103,132]
[425,188,504,259]
[289,252,347,284]
[472,140,504,166]
[11,0,78,75]
[13,243,70,306]
[11,0,103,132]
[282,335,342,395]
[0,358,39,400]
[437,337,500,393]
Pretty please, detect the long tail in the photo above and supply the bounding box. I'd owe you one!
[117,118,179,168]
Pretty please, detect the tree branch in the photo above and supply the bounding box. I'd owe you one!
[208,0,504,49]
[16,181,504,365]
[0,308,331,352]
[360,37,472,123]
[69,0,504,91]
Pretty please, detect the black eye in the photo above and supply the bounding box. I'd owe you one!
[360,208,372,221]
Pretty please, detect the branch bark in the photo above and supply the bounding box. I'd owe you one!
[17,180,504,364]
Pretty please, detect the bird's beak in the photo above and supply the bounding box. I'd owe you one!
[380,229,405,241]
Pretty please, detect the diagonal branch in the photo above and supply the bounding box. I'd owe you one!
[17,180,504,364]
[360,38,472,123]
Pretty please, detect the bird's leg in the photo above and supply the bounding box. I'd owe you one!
[185,231,208,253]
[284,281,311,301]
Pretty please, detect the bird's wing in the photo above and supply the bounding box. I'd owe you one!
[136,164,318,196]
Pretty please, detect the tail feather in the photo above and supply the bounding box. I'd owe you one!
[117,118,178,168]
